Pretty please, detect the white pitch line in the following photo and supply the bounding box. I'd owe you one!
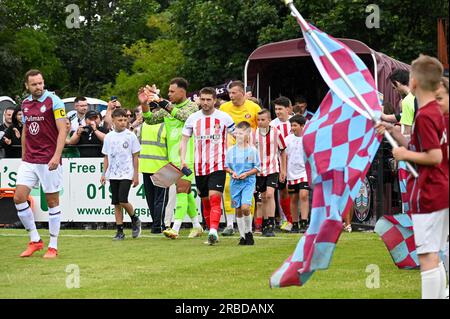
[0,233,295,240]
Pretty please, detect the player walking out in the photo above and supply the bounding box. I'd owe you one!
[139,78,201,239]
[180,87,235,245]
[14,70,67,258]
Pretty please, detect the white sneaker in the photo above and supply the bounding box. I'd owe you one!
[281,221,293,232]
[188,227,203,238]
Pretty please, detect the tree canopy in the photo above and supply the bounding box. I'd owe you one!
[0,0,447,104]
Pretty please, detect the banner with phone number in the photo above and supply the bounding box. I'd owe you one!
[0,158,203,223]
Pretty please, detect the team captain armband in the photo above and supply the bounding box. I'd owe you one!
[50,93,66,120]
[54,107,66,119]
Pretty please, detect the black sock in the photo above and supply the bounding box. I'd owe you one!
[292,222,299,229]
[130,214,138,222]
[268,217,275,228]
[263,218,268,229]
[117,224,124,233]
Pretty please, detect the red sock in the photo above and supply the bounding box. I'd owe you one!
[281,197,292,223]
[201,198,211,228]
[256,217,262,226]
[209,195,222,231]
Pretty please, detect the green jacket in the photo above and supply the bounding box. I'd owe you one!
[142,99,198,167]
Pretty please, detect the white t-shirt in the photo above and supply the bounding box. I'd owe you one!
[285,134,307,182]
[182,109,235,176]
[67,110,85,133]
[102,129,141,180]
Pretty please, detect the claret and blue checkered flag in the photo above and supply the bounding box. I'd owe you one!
[270,1,382,288]
[374,161,420,269]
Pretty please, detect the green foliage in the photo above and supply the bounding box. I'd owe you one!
[0,0,448,98]
[0,26,68,96]
[0,0,160,98]
[258,0,449,64]
[103,39,185,109]
[168,0,280,89]
[147,11,173,35]
[12,29,69,93]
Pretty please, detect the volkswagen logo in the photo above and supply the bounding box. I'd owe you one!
[29,122,40,135]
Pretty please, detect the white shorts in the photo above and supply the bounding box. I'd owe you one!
[16,161,63,194]
[412,208,449,255]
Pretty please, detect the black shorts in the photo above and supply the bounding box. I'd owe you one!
[254,191,262,203]
[256,173,279,193]
[195,171,226,198]
[110,179,132,205]
[288,182,310,193]
[277,179,287,190]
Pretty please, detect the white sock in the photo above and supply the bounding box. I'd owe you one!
[226,214,234,228]
[48,206,61,249]
[209,228,218,235]
[16,202,40,242]
[236,217,245,239]
[191,216,201,229]
[244,215,253,234]
[439,262,447,299]
[172,220,182,233]
[421,267,442,299]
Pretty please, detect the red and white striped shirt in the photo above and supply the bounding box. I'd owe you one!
[270,117,291,138]
[253,126,286,176]
[183,109,235,176]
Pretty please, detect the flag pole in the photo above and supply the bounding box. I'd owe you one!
[283,0,418,178]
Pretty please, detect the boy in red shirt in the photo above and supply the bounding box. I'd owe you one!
[378,55,448,299]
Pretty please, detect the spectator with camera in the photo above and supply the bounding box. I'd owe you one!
[67,110,108,157]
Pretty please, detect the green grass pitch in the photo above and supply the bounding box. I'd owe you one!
[0,228,420,299]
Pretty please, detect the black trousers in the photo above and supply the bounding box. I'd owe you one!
[142,173,169,232]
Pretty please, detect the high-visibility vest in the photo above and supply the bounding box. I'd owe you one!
[139,122,168,174]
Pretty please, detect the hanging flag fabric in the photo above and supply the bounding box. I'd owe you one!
[374,161,446,269]
[270,21,382,288]
[374,161,419,269]
[397,161,412,215]
[374,212,419,269]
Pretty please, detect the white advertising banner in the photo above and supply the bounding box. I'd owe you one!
[0,158,203,223]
